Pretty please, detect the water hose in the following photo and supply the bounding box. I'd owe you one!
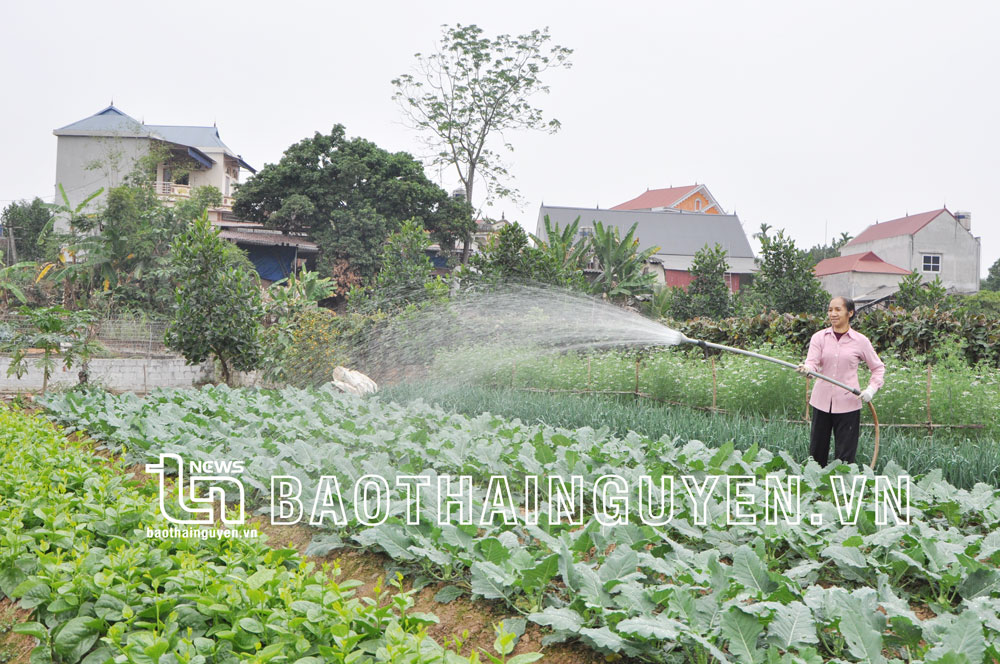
[679,335,880,469]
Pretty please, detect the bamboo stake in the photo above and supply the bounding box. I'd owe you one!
[926,364,933,434]
[634,357,641,396]
[711,356,718,411]
[587,356,592,391]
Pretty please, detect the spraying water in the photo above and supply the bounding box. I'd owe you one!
[338,284,687,387]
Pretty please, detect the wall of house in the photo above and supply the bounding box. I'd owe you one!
[844,213,980,293]
[820,272,906,300]
[53,135,151,229]
[664,270,742,292]
[912,214,980,292]
[186,149,228,192]
[674,191,719,214]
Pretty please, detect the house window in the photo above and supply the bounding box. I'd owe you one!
[922,254,941,272]
[694,199,702,211]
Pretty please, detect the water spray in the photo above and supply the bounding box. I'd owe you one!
[671,331,880,468]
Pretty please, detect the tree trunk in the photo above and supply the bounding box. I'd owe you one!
[460,175,475,266]
[219,358,232,387]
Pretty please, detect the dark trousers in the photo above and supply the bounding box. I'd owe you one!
[810,407,861,466]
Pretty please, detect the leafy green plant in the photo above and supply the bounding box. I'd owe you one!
[670,243,732,320]
[164,212,264,385]
[0,407,490,664]
[588,221,658,302]
[2,306,100,392]
[42,385,1000,663]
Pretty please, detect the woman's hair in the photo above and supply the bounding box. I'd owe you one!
[833,296,856,321]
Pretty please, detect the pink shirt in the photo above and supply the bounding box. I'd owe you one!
[803,327,885,413]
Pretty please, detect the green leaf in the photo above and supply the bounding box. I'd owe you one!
[246,568,276,590]
[766,602,818,649]
[520,554,558,593]
[579,626,624,653]
[927,611,985,663]
[434,585,465,603]
[721,607,764,664]
[52,617,100,664]
[528,607,583,633]
[238,617,265,634]
[13,622,48,641]
[958,568,1000,600]
[506,655,544,664]
[732,545,778,596]
[838,606,886,664]
[477,537,511,565]
[616,614,683,640]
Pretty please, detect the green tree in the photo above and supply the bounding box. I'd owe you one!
[671,243,732,320]
[804,231,853,266]
[51,183,219,314]
[751,229,829,314]
[470,222,571,287]
[588,221,658,302]
[895,271,950,310]
[232,125,469,285]
[983,257,1000,291]
[1,198,55,262]
[392,24,572,263]
[165,213,264,386]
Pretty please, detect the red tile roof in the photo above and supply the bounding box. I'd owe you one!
[844,209,948,247]
[813,251,911,277]
[611,185,700,210]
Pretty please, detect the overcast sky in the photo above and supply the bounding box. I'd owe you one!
[2,1,997,275]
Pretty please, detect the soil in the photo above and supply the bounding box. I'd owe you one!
[248,518,608,663]
[0,599,36,664]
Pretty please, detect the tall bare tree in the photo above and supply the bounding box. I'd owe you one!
[392,24,572,263]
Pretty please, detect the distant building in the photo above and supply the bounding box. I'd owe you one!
[53,105,315,282]
[838,208,980,295]
[536,205,756,291]
[53,105,255,227]
[611,184,724,214]
[813,251,911,304]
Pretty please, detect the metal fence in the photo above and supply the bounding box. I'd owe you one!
[0,315,174,358]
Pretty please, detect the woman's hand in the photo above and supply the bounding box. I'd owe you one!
[796,364,811,376]
[860,386,875,403]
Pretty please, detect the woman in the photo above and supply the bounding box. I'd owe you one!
[797,296,885,466]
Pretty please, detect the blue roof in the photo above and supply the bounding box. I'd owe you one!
[53,105,146,136]
[54,106,255,172]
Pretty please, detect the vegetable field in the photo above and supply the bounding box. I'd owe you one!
[0,406,515,664]
[42,386,1000,663]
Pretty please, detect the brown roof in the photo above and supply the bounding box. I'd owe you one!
[845,209,949,247]
[611,185,700,210]
[814,251,911,277]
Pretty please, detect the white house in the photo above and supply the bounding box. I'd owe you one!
[836,208,980,294]
[813,251,912,304]
[52,105,255,229]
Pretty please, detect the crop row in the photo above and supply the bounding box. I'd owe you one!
[0,405,514,664]
[43,386,1000,663]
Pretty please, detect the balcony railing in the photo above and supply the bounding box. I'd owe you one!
[154,182,235,209]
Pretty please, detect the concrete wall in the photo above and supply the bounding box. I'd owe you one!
[820,271,906,300]
[54,136,151,228]
[0,356,213,393]
[844,211,980,293]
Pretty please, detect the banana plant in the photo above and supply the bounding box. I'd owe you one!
[0,261,37,311]
[588,221,659,301]
[529,214,591,271]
